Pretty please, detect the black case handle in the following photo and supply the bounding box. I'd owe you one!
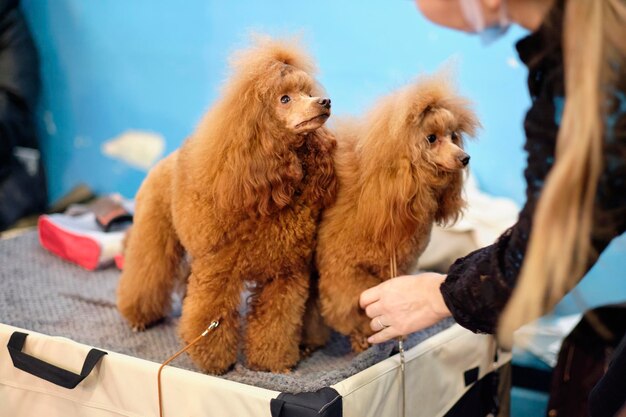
[7,331,107,389]
[270,387,342,417]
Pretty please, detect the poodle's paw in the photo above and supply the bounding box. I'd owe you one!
[245,356,299,373]
[117,298,166,331]
[180,325,238,375]
[186,344,236,375]
[247,361,294,374]
[350,333,371,353]
[245,343,300,373]
[299,345,317,359]
[129,319,167,332]
[299,330,331,358]
[197,361,235,376]
[131,324,145,332]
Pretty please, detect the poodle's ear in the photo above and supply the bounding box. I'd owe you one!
[435,171,466,225]
[356,158,426,250]
[210,101,303,217]
[303,127,337,208]
[229,125,337,216]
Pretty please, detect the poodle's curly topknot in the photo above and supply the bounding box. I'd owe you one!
[222,35,320,105]
[229,34,317,78]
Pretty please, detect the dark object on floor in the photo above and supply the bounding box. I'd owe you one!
[0,0,46,231]
[0,157,46,231]
[91,196,133,232]
[547,305,626,417]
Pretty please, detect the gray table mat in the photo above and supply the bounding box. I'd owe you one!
[0,231,454,393]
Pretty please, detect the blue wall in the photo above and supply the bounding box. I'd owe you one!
[21,0,530,204]
[21,0,625,311]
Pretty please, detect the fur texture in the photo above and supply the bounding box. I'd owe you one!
[316,75,479,352]
[116,37,337,374]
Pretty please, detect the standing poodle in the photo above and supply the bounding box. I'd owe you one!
[316,75,479,352]
[117,37,337,374]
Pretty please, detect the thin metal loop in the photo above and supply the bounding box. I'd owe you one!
[390,248,405,417]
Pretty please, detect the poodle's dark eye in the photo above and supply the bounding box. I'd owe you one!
[426,134,437,143]
[280,95,291,104]
[451,132,459,141]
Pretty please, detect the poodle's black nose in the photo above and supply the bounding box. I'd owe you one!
[459,153,471,166]
[318,98,331,109]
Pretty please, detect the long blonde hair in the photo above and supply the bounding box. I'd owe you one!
[498,0,626,348]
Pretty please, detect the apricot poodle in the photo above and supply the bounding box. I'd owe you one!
[316,75,479,352]
[117,37,337,374]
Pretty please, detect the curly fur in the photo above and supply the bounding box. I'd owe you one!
[316,74,479,352]
[116,36,337,374]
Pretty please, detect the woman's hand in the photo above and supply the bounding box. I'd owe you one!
[359,272,452,344]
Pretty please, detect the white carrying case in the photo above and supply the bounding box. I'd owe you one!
[0,322,509,417]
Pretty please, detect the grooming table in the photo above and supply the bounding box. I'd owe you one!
[0,231,510,417]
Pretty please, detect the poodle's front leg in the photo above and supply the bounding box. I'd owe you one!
[319,263,381,353]
[178,255,243,374]
[300,283,331,356]
[245,269,309,372]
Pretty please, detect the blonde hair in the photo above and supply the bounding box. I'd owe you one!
[498,0,626,348]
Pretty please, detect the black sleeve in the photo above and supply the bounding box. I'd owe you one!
[440,182,536,334]
[0,0,40,168]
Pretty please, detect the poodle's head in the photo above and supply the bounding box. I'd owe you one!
[401,77,479,223]
[272,67,331,135]
[357,75,480,245]
[224,35,331,139]
[395,76,479,176]
[209,36,336,216]
[416,102,472,172]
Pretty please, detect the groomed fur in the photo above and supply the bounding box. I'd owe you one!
[117,36,336,374]
[316,74,479,351]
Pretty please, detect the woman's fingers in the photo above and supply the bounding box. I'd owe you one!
[370,315,390,331]
[368,326,399,344]
[359,285,381,309]
[364,301,382,319]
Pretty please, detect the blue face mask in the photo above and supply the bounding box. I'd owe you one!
[459,0,511,45]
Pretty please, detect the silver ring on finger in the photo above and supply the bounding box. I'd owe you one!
[376,317,390,330]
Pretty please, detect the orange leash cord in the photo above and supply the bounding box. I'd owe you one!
[157,320,220,417]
